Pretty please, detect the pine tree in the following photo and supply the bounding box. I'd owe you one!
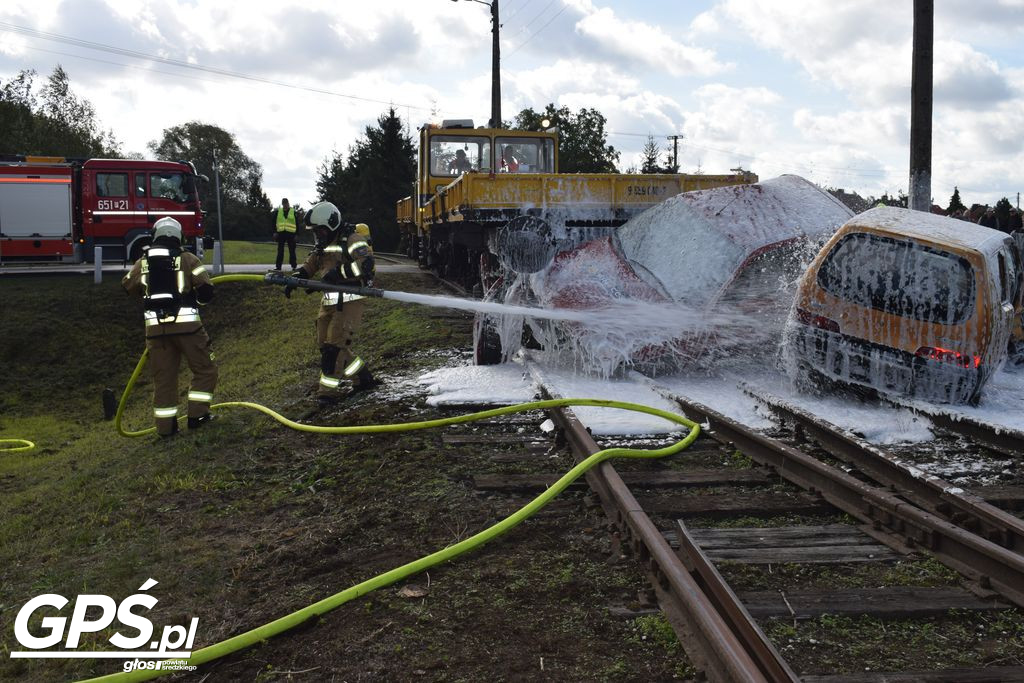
[947,186,966,214]
[315,108,416,252]
[640,136,662,174]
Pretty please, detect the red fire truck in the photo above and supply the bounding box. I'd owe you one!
[0,155,206,263]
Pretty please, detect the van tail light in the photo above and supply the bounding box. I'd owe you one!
[795,307,840,333]
[915,346,982,369]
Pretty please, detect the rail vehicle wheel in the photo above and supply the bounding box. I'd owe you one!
[473,314,503,365]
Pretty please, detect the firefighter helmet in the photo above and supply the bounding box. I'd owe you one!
[354,223,370,238]
[152,216,183,244]
[305,201,341,230]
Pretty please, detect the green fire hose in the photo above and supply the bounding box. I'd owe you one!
[11,272,702,682]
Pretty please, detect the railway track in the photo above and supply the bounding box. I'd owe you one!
[441,359,1024,681]
[404,254,1024,679]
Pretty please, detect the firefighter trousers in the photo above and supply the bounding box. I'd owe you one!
[146,328,218,436]
[315,300,367,397]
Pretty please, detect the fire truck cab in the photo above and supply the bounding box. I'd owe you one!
[0,156,205,263]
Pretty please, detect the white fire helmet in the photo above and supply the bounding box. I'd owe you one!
[306,201,342,231]
[152,216,183,243]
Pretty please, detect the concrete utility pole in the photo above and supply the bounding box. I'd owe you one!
[667,134,683,172]
[909,0,933,212]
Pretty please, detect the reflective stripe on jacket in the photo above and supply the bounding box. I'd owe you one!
[122,248,211,337]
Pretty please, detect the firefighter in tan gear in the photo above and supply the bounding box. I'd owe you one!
[285,202,377,406]
[122,217,218,437]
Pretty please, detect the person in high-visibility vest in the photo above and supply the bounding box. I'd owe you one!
[283,202,377,406]
[122,217,218,438]
[273,197,299,271]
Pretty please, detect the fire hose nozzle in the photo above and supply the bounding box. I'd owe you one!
[264,272,384,299]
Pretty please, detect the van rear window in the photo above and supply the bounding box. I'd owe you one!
[817,232,975,325]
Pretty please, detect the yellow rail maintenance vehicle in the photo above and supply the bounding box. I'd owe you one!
[396,119,757,293]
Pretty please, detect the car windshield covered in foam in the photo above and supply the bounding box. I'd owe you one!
[816,232,976,325]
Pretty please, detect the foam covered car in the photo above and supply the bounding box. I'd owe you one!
[475,175,854,371]
[784,206,1023,404]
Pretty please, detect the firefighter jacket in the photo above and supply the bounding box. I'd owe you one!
[122,246,213,338]
[299,232,375,310]
[275,207,297,233]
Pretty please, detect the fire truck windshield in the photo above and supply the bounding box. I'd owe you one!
[151,172,192,204]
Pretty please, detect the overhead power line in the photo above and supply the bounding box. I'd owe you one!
[607,131,890,178]
[508,3,570,56]
[506,0,557,37]
[0,21,432,112]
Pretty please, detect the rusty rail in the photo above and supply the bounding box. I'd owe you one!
[885,396,1024,458]
[743,385,1024,554]
[529,365,796,682]
[641,381,1024,609]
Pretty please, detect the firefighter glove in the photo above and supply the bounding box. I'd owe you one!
[322,265,344,285]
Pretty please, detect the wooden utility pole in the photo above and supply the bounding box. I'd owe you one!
[909,0,933,212]
[453,0,501,128]
[490,0,501,128]
[667,134,683,172]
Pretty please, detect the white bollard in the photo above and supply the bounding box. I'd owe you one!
[94,246,103,283]
[213,240,223,275]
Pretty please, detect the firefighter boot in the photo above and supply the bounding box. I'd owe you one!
[187,413,218,429]
[351,367,378,394]
[159,421,179,439]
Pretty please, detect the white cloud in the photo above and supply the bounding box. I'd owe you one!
[793,107,907,148]
[1,0,1021,207]
[572,4,730,78]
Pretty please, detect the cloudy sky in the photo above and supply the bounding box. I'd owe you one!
[1,0,1022,210]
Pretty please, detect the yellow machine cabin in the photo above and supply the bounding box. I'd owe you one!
[396,119,757,291]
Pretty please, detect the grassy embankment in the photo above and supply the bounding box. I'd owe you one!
[0,269,463,681]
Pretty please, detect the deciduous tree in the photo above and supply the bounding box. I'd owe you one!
[0,66,120,157]
[513,104,619,173]
[149,122,269,239]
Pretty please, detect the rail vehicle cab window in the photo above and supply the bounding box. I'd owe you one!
[96,173,129,197]
[430,136,491,176]
[150,172,193,203]
[817,232,976,325]
[495,137,555,174]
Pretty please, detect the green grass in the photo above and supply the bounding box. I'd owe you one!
[0,269,453,681]
[200,239,315,265]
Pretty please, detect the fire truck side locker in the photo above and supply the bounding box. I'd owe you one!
[0,166,74,261]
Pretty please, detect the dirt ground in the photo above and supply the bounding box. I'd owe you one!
[0,268,690,683]
[174,270,693,682]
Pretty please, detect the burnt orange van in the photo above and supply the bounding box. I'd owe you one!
[785,206,1022,404]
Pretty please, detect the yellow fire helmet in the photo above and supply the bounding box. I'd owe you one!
[354,223,372,244]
